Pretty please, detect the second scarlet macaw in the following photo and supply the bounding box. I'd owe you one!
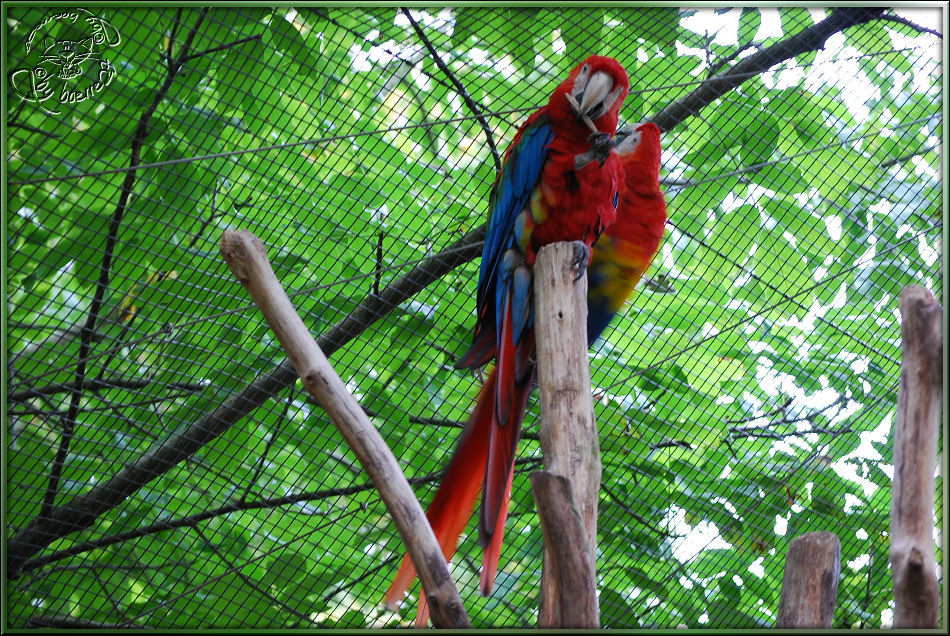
[385,55,631,624]
[587,122,667,342]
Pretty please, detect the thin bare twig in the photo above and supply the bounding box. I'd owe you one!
[193,526,313,625]
[39,8,209,522]
[7,122,60,138]
[188,180,226,249]
[15,559,195,592]
[239,385,295,504]
[401,412,542,442]
[878,13,943,38]
[374,228,384,296]
[9,376,206,403]
[723,397,795,424]
[403,8,503,174]
[728,396,848,437]
[181,33,264,63]
[880,142,940,168]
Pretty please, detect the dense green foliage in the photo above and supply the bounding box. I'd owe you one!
[5,6,942,628]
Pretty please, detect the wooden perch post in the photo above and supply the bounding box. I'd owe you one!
[219,230,470,629]
[890,285,941,629]
[775,532,841,628]
[533,242,600,628]
[529,472,598,627]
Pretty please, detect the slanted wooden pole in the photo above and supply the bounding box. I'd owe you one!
[533,241,600,628]
[890,285,941,629]
[220,230,470,629]
[775,532,841,628]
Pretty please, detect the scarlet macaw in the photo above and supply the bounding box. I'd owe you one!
[385,55,630,624]
[587,122,667,342]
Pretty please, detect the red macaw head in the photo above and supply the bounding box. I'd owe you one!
[549,55,629,134]
[614,122,662,161]
[614,122,664,194]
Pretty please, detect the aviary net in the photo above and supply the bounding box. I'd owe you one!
[5,6,943,629]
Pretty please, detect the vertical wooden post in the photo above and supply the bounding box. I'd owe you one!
[890,285,941,629]
[529,472,598,628]
[775,532,841,628]
[533,242,600,628]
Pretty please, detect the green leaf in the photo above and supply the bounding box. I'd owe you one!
[752,162,807,195]
[738,8,761,45]
[214,37,269,115]
[600,587,637,628]
[707,204,761,263]
[763,196,826,263]
[778,8,815,37]
[690,548,734,578]
[638,8,680,51]
[740,112,780,166]
[451,8,479,47]
[561,9,604,65]
[266,13,321,71]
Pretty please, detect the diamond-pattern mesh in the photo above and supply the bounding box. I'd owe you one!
[5,6,943,629]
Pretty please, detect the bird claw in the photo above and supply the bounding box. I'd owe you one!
[588,132,612,163]
[570,240,590,281]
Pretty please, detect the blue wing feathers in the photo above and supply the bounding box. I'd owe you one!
[458,115,553,372]
[477,117,553,320]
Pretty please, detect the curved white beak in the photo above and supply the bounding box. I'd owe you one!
[576,71,615,117]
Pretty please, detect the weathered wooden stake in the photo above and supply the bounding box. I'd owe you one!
[529,472,598,628]
[890,285,941,629]
[533,242,600,628]
[775,532,841,628]
[220,230,470,629]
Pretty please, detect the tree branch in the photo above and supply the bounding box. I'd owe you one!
[181,33,264,64]
[26,616,137,629]
[706,42,760,77]
[650,8,887,132]
[880,142,939,169]
[7,122,60,138]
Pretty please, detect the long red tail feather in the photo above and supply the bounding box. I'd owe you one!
[480,455,515,596]
[479,369,532,595]
[383,372,498,622]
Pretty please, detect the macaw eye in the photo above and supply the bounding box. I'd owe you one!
[573,65,590,94]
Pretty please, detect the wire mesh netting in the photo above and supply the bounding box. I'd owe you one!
[4,5,944,629]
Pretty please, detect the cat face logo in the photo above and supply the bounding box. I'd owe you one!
[9,9,121,115]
